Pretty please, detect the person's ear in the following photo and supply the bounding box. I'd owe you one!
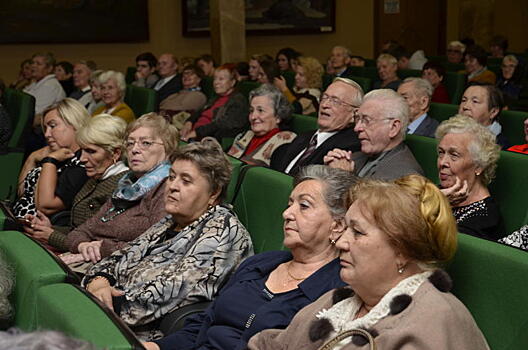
[330,218,346,235]
[388,118,402,138]
[208,188,222,206]
[489,107,500,121]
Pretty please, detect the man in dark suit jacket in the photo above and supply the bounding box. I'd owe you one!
[325,89,423,180]
[397,77,439,138]
[270,78,363,175]
[153,53,182,108]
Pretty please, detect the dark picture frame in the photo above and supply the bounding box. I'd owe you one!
[182,0,336,37]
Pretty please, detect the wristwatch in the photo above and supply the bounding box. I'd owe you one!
[41,157,60,167]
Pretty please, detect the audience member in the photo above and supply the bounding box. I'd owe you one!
[24,52,66,124]
[496,54,523,102]
[13,99,89,219]
[0,80,12,152]
[397,77,439,137]
[349,55,365,67]
[145,165,351,350]
[458,84,510,149]
[54,61,75,96]
[159,64,207,118]
[274,56,323,115]
[422,61,450,103]
[228,84,296,166]
[132,52,159,89]
[82,139,252,336]
[325,89,423,180]
[248,174,488,350]
[70,60,97,108]
[257,59,280,84]
[464,45,496,85]
[373,54,402,90]
[507,117,528,154]
[275,47,301,72]
[436,115,504,240]
[489,35,508,58]
[86,70,105,115]
[180,63,249,142]
[389,45,427,70]
[23,115,128,258]
[235,61,250,81]
[92,70,135,123]
[61,113,176,270]
[330,46,352,78]
[248,54,273,82]
[270,78,362,175]
[154,53,183,106]
[9,58,33,90]
[447,41,466,64]
[195,54,216,77]
[179,56,195,73]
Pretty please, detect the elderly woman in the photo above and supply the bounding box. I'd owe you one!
[274,56,324,115]
[58,113,177,268]
[422,61,450,103]
[458,84,510,149]
[86,70,105,115]
[22,114,128,252]
[464,45,496,85]
[180,64,249,142]
[496,55,523,102]
[13,98,90,219]
[447,40,466,64]
[92,70,135,123]
[372,54,401,91]
[82,139,252,336]
[144,165,352,350]
[437,115,504,240]
[159,64,207,117]
[248,175,489,350]
[227,84,296,166]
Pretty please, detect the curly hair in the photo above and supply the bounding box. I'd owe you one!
[296,56,324,89]
[435,114,501,185]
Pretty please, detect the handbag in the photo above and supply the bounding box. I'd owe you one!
[318,328,376,350]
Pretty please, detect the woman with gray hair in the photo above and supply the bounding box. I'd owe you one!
[436,114,504,240]
[144,165,352,350]
[227,84,296,166]
[92,70,135,123]
[83,138,252,338]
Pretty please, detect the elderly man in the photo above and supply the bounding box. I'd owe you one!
[330,46,353,78]
[325,89,423,180]
[70,60,97,108]
[153,53,182,106]
[270,77,362,175]
[397,77,439,138]
[24,52,66,125]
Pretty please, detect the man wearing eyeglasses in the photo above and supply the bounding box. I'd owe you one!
[324,89,423,180]
[270,78,362,175]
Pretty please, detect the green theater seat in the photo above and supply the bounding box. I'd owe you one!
[0,151,24,202]
[404,134,439,183]
[232,167,293,253]
[499,109,527,146]
[125,66,136,85]
[281,70,295,90]
[237,81,260,100]
[429,102,459,123]
[447,233,528,350]
[124,85,157,117]
[35,283,142,350]
[398,69,421,80]
[349,76,372,93]
[225,155,245,203]
[290,113,318,134]
[201,76,215,100]
[3,88,35,148]
[444,71,465,104]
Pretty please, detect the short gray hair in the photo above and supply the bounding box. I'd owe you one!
[127,113,179,156]
[402,77,433,99]
[436,114,500,186]
[377,53,397,66]
[363,89,410,139]
[294,165,356,220]
[249,84,292,123]
[32,52,56,67]
[448,41,466,53]
[99,70,126,97]
[90,70,104,84]
[0,328,97,350]
[503,54,518,66]
[332,45,352,58]
[333,77,365,104]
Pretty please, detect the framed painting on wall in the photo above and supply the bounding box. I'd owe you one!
[182,0,336,37]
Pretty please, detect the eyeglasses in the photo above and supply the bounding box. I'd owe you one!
[447,49,462,54]
[354,114,394,127]
[124,139,164,150]
[320,93,358,109]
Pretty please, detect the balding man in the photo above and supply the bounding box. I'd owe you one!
[325,89,423,180]
[397,77,439,138]
[70,60,97,108]
[330,46,354,78]
[270,78,362,175]
[153,53,182,106]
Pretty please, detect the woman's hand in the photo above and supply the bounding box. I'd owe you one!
[142,342,160,350]
[48,148,75,162]
[324,148,355,172]
[78,240,104,263]
[23,212,54,242]
[60,253,86,265]
[86,277,124,311]
[28,210,52,228]
[32,146,52,163]
[440,176,469,206]
[273,76,288,92]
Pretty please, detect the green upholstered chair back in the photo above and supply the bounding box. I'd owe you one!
[428,102,459,123]
[281,70,296,90]
[124,84,156,117]
[489,150,528,234]
[232,167,292,253]
[237,81,260,100]
[225,155,245,203]
[3,88,35,148]
[397,69,421,80]
[36,283,142,349]
[447,233,528,350]
[290,113,318,135]
[498,110,527,146]
[445,62,465,72]
[201,76,215,100]
[404,134,439,184]
[125,66,136,85]
[0,151,25,201]
[0,231,71,329]
[444,71,466,104]
[322,74,334,91]
[349,76,372,93]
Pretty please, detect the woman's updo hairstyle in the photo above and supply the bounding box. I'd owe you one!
[347,175,457,266]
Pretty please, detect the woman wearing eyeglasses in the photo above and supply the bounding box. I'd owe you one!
[57,113,178,270]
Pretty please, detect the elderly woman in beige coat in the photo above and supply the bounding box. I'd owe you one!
[248,175,489,350]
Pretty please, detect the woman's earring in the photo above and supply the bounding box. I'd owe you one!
[329,238,336,245]
[397,264,405,274]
